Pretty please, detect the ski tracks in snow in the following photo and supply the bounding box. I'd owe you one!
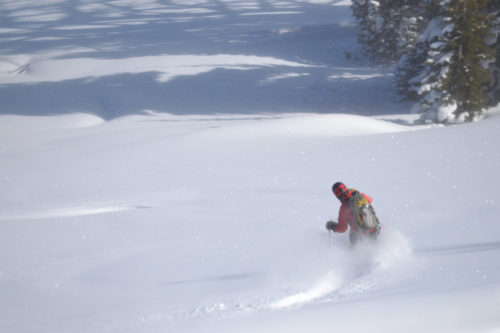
[0,203,154,221]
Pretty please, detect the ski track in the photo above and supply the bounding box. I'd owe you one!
[0,203,153,221]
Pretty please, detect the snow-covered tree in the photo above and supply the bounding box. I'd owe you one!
[405,0,494,123]
[486,2,500,106]
[394,1,437,100]
[405,16,454,121]
[388,0,431,55]
[350,0,387,63]
[395,37,430,100]
[351,0,430,65]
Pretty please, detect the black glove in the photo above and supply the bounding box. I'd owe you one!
[325,221,338,231]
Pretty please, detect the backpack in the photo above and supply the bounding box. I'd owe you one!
[348,190,380,232]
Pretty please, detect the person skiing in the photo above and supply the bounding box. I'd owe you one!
[325,182,380,245]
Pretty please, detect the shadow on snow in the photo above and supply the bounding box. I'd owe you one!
[0,0,403,119]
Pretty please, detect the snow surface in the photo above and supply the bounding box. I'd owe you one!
[1,1,500,333]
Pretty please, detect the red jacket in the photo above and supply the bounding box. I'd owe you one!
[334,192,372,233]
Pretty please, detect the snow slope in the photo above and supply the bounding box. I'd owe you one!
[1,1,500,333]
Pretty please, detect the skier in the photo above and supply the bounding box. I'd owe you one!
[325,182,380,245]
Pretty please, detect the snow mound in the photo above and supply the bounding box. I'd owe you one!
[210,114,417,138]
[0,113,104,136]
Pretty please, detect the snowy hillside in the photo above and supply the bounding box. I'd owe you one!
[1,1,500,333]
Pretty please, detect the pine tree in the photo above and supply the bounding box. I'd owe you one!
[409,0,494,123]
[394,39,430,100]
[394,1,440,101]
[486,2,500,106]
[351,0,386,63]
[408,15,454,121]
[390,0,431,55]
[443,0,494,120]
[351,0,430,65]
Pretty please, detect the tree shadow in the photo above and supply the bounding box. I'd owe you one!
[0,64,402,119]
[0,0,403,119]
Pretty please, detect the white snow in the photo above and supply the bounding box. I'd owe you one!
[1,1,500,333]
[436,101,458,123]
